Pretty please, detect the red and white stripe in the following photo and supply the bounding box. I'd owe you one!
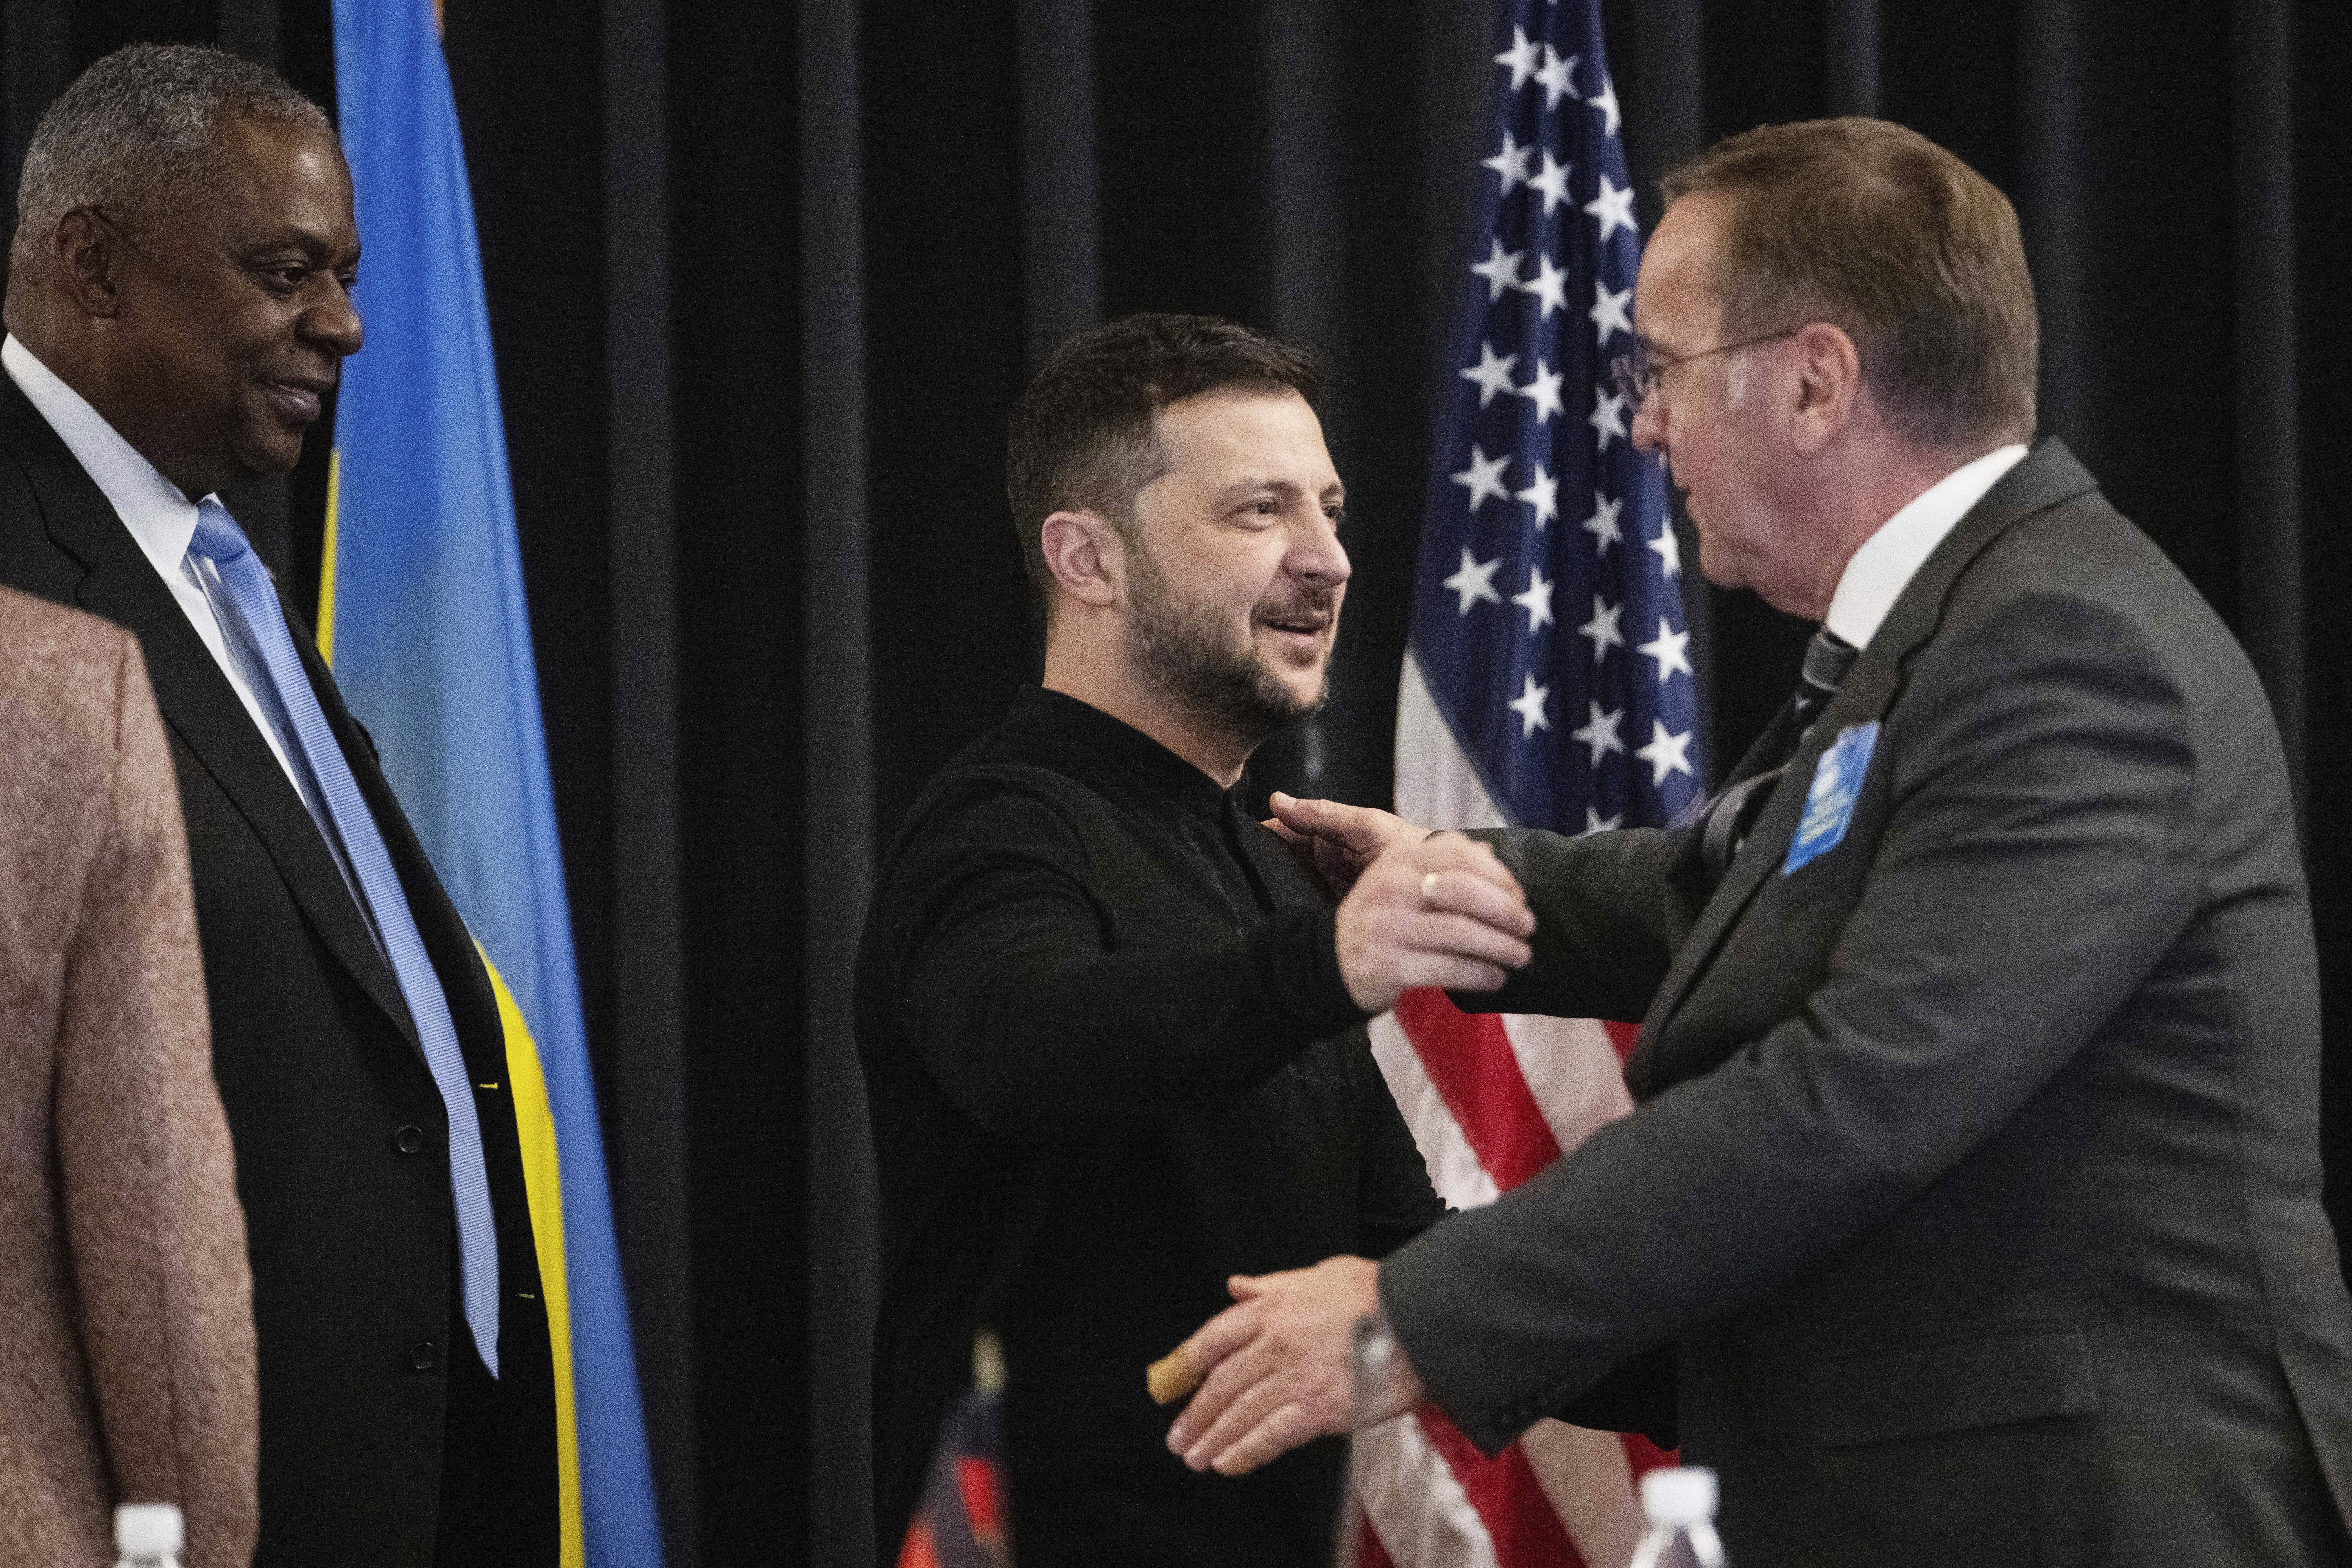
[1352,651,1671,1568]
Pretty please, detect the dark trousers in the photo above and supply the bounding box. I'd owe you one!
[433,1316,560,1568]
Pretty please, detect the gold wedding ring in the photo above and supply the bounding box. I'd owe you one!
[1421,870,1442,907]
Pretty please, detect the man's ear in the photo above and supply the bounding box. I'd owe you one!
[1039,508,1123,610]
[52,208,125,320]
[1787,320,1860,456]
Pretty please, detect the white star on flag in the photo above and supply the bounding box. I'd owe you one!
[1523,253,1570,319]
[1635,719,1695,784]
[1637,617,1692,683]
[1481,129,1535,193]
[1512,567,1555,632]
[1570,700,1625,764]
[1470,238,1526,301]
[1451,445,1511,510]
[1495,25,1541,89]
[1461,341,1521,406]
[1588,388,1628,449]
[1584,172,1636,241]
[1518,361,1566,423]
[1516,463,1559,527]
[1589,280,1633,343]
[1647,521,1681,577]
[1443,547,1504,614]
[1577,594,1624,659]
[1508,673,1552,738]
[1580,490,1621,552]
[1528,150,1574,215]
[1535,45,1580,109]
[1587,71,1621,136]
[1581,806,1627,836]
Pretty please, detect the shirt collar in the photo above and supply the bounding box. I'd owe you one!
[1824,442,2029,650]
[1,333,210,581]
[1014,686,1240,822]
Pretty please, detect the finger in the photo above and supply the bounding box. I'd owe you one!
[1210,1401,1329,1476]
[1271,793,1396,853]
[1180,1353,1299,1470]
[1262,817,1310,845]
[1228,1273,1272,1300]
[1413,868,1536,937]
[1402,911,1533,971]
[1265,791,1328,833]
[1168,1331,1276,1454]
[1174,1299,1264,1383]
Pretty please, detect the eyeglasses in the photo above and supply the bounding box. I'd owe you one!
[1608,328,1803,408]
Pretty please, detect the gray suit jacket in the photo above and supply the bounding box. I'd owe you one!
[1380,443,2352,1563]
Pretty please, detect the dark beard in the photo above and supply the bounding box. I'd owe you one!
[1125,546,1330,752]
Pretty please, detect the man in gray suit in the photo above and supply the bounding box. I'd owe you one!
[1161,118,2352,1562]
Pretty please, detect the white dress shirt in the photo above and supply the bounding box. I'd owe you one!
[1824,442,2030,650]
[3,333,377,938]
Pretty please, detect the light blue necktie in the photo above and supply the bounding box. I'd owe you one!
[189,501,501,1376]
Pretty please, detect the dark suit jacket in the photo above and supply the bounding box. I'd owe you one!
[1381,443,2352,1563]
[0,374,555,1567]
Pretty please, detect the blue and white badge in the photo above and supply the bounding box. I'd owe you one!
[1783,720,1880,875]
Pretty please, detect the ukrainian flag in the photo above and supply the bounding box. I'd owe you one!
[326,4,663,1565]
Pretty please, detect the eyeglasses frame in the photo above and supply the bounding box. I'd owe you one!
[1608,327,1806,410]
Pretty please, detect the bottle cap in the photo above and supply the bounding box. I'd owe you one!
[116,1504,185,1554]
[1639,1466,1719,1527]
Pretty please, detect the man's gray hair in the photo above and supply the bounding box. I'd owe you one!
[9,43,330,279]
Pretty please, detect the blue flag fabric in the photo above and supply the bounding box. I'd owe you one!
[327,3,663,1565]
[1412,0,1703,835]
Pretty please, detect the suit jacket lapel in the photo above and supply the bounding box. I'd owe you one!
[0,379,419,1052]
[1628,441,2102,1092]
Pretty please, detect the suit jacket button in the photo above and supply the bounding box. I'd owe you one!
[394,1124,426,1155]
[410,1340,438,1372]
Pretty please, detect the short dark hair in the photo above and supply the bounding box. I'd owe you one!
[1661,117,2037,451]
[1004,312,1324,612]
[9,43,330,281]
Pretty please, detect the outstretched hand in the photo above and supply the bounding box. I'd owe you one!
[1163,1256,1425,1476]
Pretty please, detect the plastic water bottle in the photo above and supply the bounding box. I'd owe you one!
[114,1503,183,1568]
[1628,1466,1727,1568]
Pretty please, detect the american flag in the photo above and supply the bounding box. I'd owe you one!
[894,1338,1011,1568]
[1352,2,1699,1564]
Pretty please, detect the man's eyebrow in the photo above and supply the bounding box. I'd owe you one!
[1212,476,1306,506]
[240,226,356,265]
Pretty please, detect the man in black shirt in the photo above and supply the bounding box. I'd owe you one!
[857,314,1539,1566]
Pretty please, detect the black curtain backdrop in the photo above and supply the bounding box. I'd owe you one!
[1,1,2347,1563]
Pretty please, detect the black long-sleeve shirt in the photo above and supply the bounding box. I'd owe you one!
[856,687,1445,1564]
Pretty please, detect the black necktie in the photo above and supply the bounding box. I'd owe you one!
[1697,627,1858,883]
[1788,626,1859,734]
